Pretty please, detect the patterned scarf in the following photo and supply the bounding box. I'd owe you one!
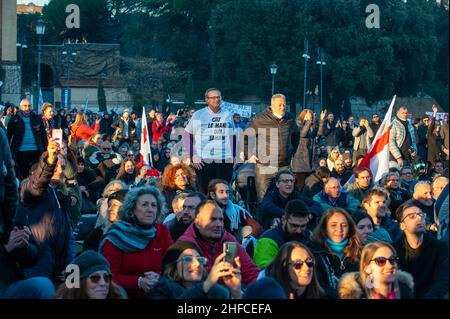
[99,221,156,253]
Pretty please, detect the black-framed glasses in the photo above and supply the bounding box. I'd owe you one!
[177,256,208,266]
[370,256,399,267]
[89,273,112,284]
[289,258,314,270]
[279,179,295,184]
[401,212,425,223]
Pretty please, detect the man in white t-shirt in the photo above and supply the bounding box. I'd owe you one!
[184,88,237,193]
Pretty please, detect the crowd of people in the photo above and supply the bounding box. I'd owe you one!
[0,89,448,300]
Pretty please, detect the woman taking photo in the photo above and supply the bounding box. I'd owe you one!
[100,186,173,299]
[55,250,124,299]
[310,207,362,298]
[162,163,196,208]
[147,241,242,299]
[338,242,414,299]
[292,109,319,191]
[264,242,326,299]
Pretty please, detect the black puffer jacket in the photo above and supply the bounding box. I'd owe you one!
[244,108,299,167]
[6,111,47,155]
[0,127,18,244]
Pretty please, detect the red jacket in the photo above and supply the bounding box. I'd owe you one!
[178,224,259,285]
[70,121,100,142]
[151,120,167,142]
[101,223,173,299]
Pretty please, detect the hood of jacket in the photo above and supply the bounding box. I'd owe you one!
[338,270,414,299]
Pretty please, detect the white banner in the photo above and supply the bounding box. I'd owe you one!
[425,112,448,121]
[221,101,252,118]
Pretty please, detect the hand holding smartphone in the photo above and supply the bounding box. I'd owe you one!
[52,129,63,146]
[223,242,238,265]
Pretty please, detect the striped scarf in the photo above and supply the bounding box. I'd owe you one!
[99,221,156,253]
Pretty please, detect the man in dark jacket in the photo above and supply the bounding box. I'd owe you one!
[169,192,205,241]
[243,94,299,201]
[330,158,352,186]
[318,111,339,156]
[394,202,449,299]
[370,113,382,140]
[259,170,321,230]
[361,188,402,243]
[0,207,55,298]
[253,199,312,269]
[0,127,17,244]
[6,99,47,180]
[111,109,136,145]
[20,138,76,283]
[406,181,435,231]
[76,157,105,205]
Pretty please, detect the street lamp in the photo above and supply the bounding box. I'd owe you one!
[270,63,278,96]
[302,38,310,110]
[316,48,326,109]
[35,18,45,110]
[62,45,77,108]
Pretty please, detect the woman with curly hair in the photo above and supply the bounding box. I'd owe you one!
[100,186,173,299]
[116,159,139,186]
[264,242,327,299]
[309,207,362,298]
[162,163,196,208]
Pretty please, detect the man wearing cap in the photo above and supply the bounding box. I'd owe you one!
[253,199,312,269]
[111,108,136,146]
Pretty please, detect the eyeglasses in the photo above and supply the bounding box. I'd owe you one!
[127,153,134,157]
[207,96,221,100]
[22,105,32,107]
[401,212,425,223]
[177,256,208,266]
[370,256,399,267]
[279,179,295,184]
[103,148,112,151]
[289,258,314,270]
[402,172,412,175]
[89,273,112,284]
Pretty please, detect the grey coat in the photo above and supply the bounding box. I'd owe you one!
[292,120,319,173]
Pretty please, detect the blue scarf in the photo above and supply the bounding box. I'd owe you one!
[99,221,156,253]
[326,238,349,259]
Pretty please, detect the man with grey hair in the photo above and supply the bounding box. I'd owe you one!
[389,106,417,168]
[406,181,435,231]
[432,176,449,200]
[243,93,299,201]
[184,88,237,194]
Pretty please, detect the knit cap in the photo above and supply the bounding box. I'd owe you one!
[69,250,111,280]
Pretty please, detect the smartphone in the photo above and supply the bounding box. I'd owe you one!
[223,242,238,264]
[52,129,63,145]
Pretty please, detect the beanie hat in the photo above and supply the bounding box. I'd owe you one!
[285,199,309,218]
[365,228,393,244]
[70,250,111,280]
[161,241,202,272]
[107,189,129,205]
[243,277,287,299]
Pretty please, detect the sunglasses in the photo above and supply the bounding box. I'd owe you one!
[127,153,134,156]
[177,256,208,266]
[370,256,399,267]
[289,258,314,270]
[103,148,112,151]
[89,273,112,284]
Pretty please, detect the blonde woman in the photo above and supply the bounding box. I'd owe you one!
[338,242,414,299]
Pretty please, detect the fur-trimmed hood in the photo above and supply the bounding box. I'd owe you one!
[338,270,414,299]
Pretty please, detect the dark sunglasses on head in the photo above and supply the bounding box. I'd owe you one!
[89,273,112,284]
[370,256,399,267]
[289,257,314,270]
[177,256,208,266]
